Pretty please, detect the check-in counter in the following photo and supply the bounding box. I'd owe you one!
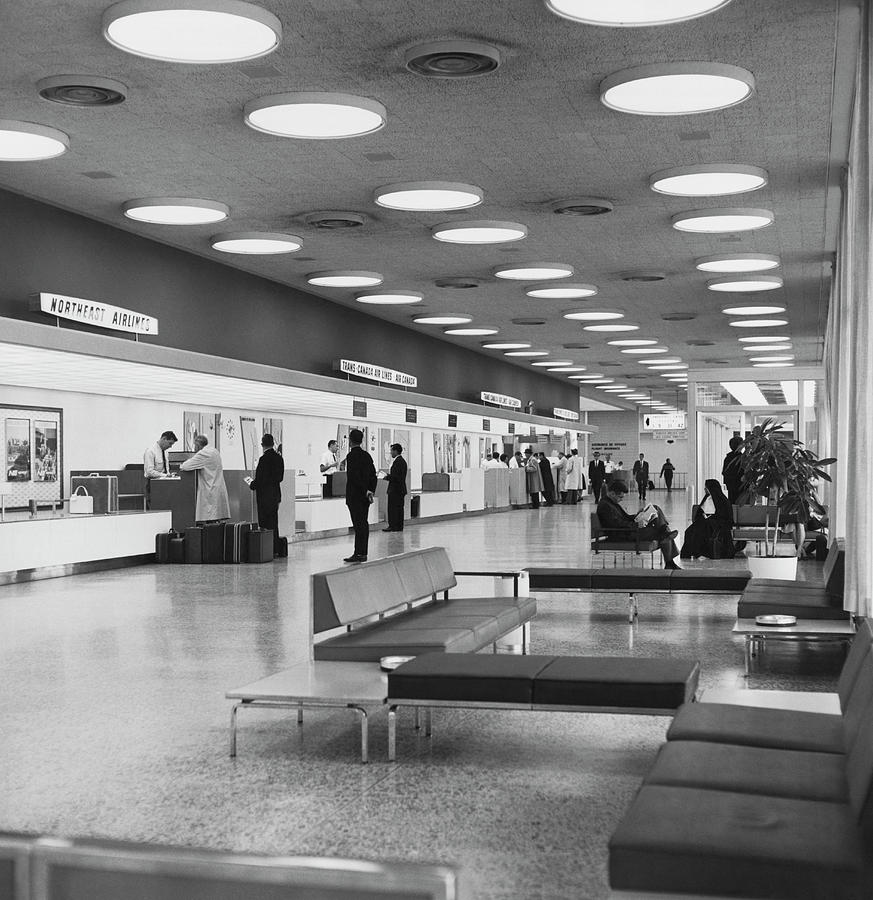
[296,481,385,534]
[508,468,527,505]
[460,467,485,511]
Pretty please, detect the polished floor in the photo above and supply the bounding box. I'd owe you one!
[0,493,840,899]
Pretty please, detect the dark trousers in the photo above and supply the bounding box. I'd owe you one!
[387,492,405,530]
[591,480,604,503]
[322,474,333,499]
[346,498,371,557]
[638,505,678,566]
[529,492,540,509]
[664,473,673,491]
[637,479,647,501]
[257,503,281,554]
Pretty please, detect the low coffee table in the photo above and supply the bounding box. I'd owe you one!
[733,617,856,677]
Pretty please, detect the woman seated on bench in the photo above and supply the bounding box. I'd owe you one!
[596,481,681,569]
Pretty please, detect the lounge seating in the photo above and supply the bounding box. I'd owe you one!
[589,511,660,567]
[312,547,536,660]
[608,621,873,899]
[731,503,793,553]
[386,651,700,761]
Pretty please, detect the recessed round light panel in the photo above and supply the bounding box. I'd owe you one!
[569,374,597,379]
[621,347,669,354]
[600,386,629,392]
[695,252,780,273]
[738,334,790,343]
[481,341,531,350]
[412,313,472,325]
[754,362,794,368]
[544,0,733,26]
[505,350,549,357]
[563,310,624,321]
[549,366,587,372]
[355,291,422,305]
[493,263,573,280]
[526,283,597,299]
[245,92,386,139]
[123,197,229,224]
[742,344,791,352]
[749,355,794,362]
[578,377,614,384]
[37,75,127,106]
[650,164,767,197]
[600,63,754,116]
[531,359,574,367]
[640,357,682,364]
[672,208,774,233]
[728,318,788,328]
[102,0,282,63]
[583,323,640,332]
[708,275,783,293]
[307,271,383,288]
[374,182,483,211]
[721,303,786,316]
[211,231,301,253]
[444,326,498,335]
[431,220,527,244]
[574,373,604,380]
[625,394,649,399]
[608,338,658,347]
[0,120,69,160]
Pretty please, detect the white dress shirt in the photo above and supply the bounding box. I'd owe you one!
[144,443,168,479]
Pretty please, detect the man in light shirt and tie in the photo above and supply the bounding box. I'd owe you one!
[320,439,340,498]
[143,430,177,507]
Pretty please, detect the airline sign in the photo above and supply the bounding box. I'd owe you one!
[337,359,417,388]
[480,391,521,409]
[35,292,158,334]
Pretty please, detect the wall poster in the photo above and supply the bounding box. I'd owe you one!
[34,421,58,482]
[239,416,260,471]
[0,405,63,509]
[6,418,30,482]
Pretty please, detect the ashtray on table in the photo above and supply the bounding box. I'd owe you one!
[380,655,415,672]
[755,615,798,626]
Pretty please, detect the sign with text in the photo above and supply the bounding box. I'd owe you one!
[642,412,687,431]
[482,419,490,432]
[552,407,580,421]
[405,407,418,423]
[352,399,368,418]
[34,292,158,334]
[336,359,417,388]
[447,413,458,428]
[480,391,521,409]
[508,423,515,434]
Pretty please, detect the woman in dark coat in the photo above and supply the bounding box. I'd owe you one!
[703,478,738,558]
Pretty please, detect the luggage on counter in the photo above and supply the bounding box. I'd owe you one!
[168,536,186,564]
[155,530,177,563]
[224,521,253,563]
[185,526,204,564]
[246,528,274,563]
[201,522,225,563]
[276,535,288,558]
[70,474,118,514]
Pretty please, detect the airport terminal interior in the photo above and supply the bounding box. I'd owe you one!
[2,1,873,898]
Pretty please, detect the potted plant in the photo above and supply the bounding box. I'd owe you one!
[734,418,835,579]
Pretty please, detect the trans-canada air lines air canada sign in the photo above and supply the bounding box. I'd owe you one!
[35,292,158,335]
[336,359,417,388]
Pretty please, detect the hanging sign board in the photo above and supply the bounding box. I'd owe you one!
[480,391,521,409]
[552,407,580,421]
[336,359,417,388]
[642,413,687,431]
[33,292,158,334]
[405,408,418,423]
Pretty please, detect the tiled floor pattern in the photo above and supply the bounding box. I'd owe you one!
[0,494,841,899]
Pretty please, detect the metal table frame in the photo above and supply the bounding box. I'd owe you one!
[733,618,856,677]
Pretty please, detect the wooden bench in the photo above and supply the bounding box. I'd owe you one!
[385,652,700,761]
[524,566,752,622]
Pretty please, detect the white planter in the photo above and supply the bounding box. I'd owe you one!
[746,556,798,581]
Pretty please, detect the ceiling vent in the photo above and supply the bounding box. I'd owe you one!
[37,75,126,106]
[302,211,367,230]
[435,276,482,289]
[562,342,590,349]
[550,197,614,216]
[405,40,500,77]
[621,270,666,282]
[511,317,546,325]
[661,312,696,321]
[599,361,622,367]
[81,170,115,179]
[686,339,715,346]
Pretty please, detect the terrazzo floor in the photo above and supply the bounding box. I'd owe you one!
[0,493,842,899]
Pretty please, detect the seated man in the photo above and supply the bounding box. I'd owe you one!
[596,480,681,569]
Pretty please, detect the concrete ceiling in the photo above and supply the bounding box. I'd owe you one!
[0,0,858,409]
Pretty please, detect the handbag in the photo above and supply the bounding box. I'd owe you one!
[69,484,94,515]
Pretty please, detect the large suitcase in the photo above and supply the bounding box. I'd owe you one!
[168,536,186,564]
[224,521,253,563]
[155,530,177,563]
[202,522,225,563]
[246,528,273,563]
[185,526,204,564]
[70,474,118,514]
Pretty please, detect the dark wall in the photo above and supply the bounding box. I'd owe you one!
[0,188,578,412]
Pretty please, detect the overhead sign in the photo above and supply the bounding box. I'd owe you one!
[352,399,368,418]
[552,407,580,422]
[447,414,458,428]
[642,413,687,431]
[336,359,417,388]
[34,292,158,334]
[480,391,521,409]
[405,408,418,423]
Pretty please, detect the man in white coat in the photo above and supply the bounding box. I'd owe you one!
[550,451,567,502]
[180,434,231,523]
[565,448,582,504]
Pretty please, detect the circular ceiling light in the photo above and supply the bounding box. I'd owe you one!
[696,252,780,273]
[728,318,788,328]
[563,309,624,321]
[412,313,472,325]
[640,357,682,364]
[648,363,689,370]
[600,63,754,116]
[245,92,386,139]
[569,374,597,380]
[722,303,786,316]
[748,355,795,362]
[672,208,774,233]
[754,362,794,368]
[374,182,483,211]
[526,283,597,299]
[738,334,790,343]
[102,0,282,63]
[531,359,574,367]
[444,326,498,335]
[493,263,573,280]
[550,196,614,216]
[549,366,587,372]
[307,270,383,288]
[544,0,733,26]
[708,275,783,293]
[0,120,69,160]
[404,40,500,78]
[650,163,767,197]
[742,343,791,352]
[431,220,527,244]
[600,386,630,392]
[578,378,614,384]
[574,373,604,379]
[608,338,658,347]
[211,231,301,253]
[625,394,649,399]
[482,341,531,350]
[37,74,127,106]
[123,197,228,224]
[505,350,549,357]
[355,290,422,305]
[583,323,640,332]
[621,346,668,354]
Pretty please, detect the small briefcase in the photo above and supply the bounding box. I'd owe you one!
[246,528,273,563]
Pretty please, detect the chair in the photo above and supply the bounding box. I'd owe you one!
[590,511,660,569]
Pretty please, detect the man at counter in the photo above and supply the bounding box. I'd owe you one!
[249,433,284,556]
[143,430,178,507]
[382,443,408,532]
[180,435,230,524]
[320,439,339,499]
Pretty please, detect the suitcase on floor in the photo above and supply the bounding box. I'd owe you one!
[246,528,273,563]
[202,522,225,563]
[168,536,186,564]
[224,521,253,563]
[185,526,204,564]
[155,530,176,563]
[276,535,288,558]
[71,474,118,514]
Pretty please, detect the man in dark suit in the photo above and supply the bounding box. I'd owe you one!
[344,428,377,563]
[383,442,408,532]
[249,433,284,556]
[588,451,606,502]
[632,453,650,501]
[596,481,680,569]
[722,435,744,504]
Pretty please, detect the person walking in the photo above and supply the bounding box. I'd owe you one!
[660,458,675,493]
[588,451,606,503]
[180,434,231,524]
[343,428,377,563]
[632,453,650,502]
[248,433,284,556]
[383,442,408,532]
